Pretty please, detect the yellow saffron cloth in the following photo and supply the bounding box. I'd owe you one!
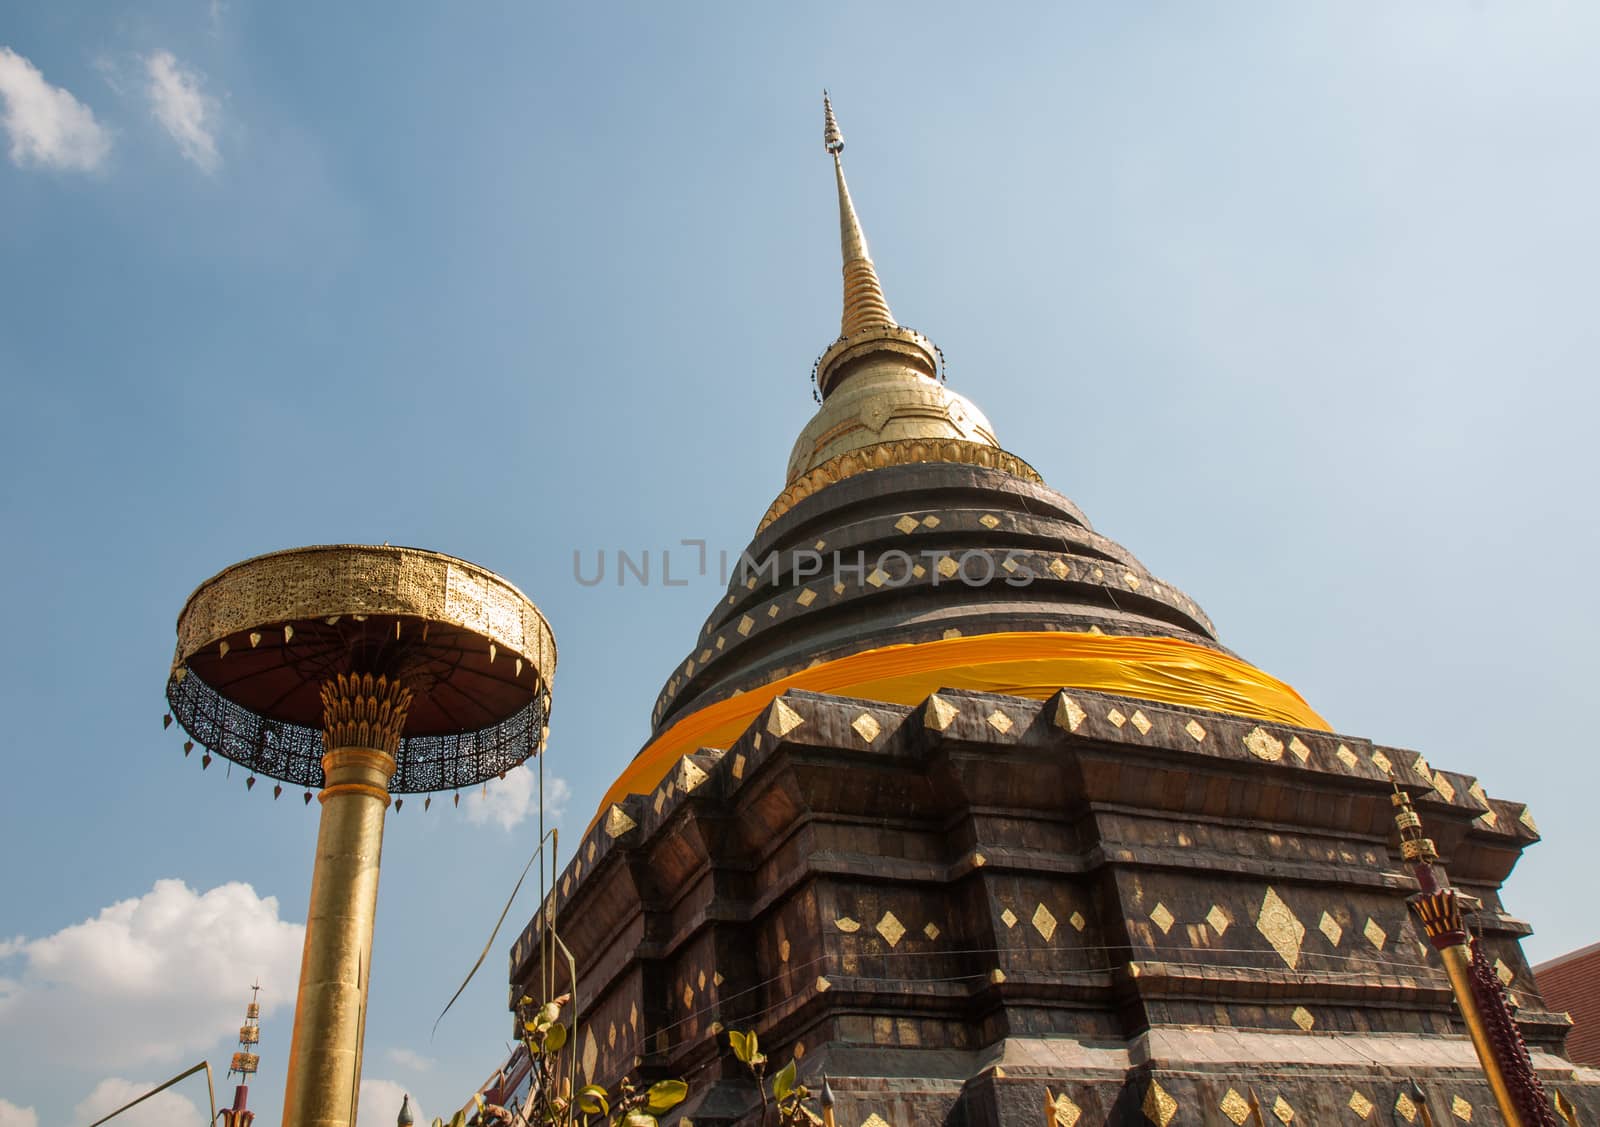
[591,631,1327,827]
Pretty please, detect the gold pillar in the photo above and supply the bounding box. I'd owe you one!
[1435,939,1525,1127]
[281,674,411,1127]
[1410,883,1528,1127]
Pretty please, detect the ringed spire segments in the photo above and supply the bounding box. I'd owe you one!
[822,92,894,340]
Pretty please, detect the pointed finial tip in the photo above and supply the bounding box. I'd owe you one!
[823,91,843,155]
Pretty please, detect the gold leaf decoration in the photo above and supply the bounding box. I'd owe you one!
[1319,911,1344,947]
[1257,887,1305,968]
[1142,1079,1178,1127]
[1244,726,1284,762]
[924,693,959,731]
[874,912,905,947]
[321,672,414,755]
[1055,694,1087,733]
[767,698,804,738]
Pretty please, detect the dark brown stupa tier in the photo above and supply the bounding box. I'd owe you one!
[652,462,1221,734]
[513,689,1597,1126]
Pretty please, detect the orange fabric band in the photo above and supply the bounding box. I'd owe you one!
[591,631,1327,827]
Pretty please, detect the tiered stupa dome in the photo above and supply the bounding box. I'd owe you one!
[593,95,1322,818]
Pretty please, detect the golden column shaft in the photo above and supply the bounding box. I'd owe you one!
[1436,939,1526,1126]
[1396,784,1549,1127]
[1409,876,1534,1126]
[281,675,410,1127]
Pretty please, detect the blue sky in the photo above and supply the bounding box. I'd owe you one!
[2,3,1598,1125]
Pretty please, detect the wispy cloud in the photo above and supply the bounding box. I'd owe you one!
[143,50,219,172]
[0,1097,38,1127]
[357,1079,423,1127]
[0,47,110,171]
[385,1047,435,1072]
[72,1079,202,1127]
[465,764,570,831]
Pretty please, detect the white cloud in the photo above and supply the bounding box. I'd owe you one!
[357,1079,423,1127]
[0,47,110,171]
[464,764,569,831]
[72,1078,203,1127]
[0,880,303,1074]
[385,1047,435,1072]
[143,50,218,172]
[0,1097,38,1127]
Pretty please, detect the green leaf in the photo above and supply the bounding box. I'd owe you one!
[544,1021,568,1051]
[646,1079,688,1112]
[576,1084,609,1116]
[773,1060,796,1102]
[729,1030,753,1064]
[449,1112,468,1127]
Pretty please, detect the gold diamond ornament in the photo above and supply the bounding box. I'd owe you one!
[875,911,906,948]
[1257,887,1305,968]
[1142,1079,1178,1127]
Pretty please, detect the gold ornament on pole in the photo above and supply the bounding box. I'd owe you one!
[220,981,264,1127]
[166,545,556,1127]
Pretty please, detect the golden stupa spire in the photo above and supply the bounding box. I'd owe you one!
[824,92,895,338]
